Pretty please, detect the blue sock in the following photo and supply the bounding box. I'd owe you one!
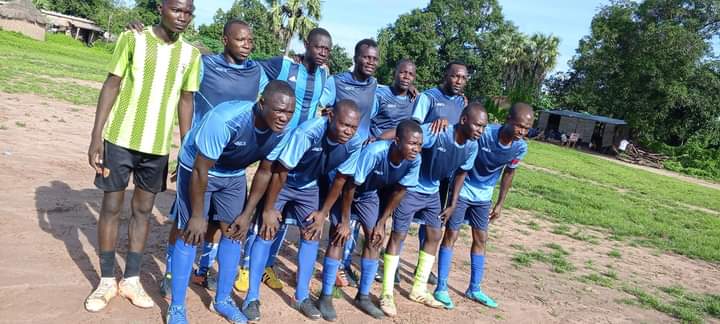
[321,256,340,296]
[165,241,174,276]
[418,225,427,248]
[215,236,241,303]
[359,258,379,296]
[295,240,319,301]
[469,253,485,292]
[241,229,256,268]
[266,224,288,267]
[341,222,360,269]
[197,241,219,276]
[171,239,196,306]
[244,238,272,306]
[435,246,453,292]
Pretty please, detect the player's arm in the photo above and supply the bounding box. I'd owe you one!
[177,91,193,140]
[227,159,274,240]
[490,167,515,222]
[306,173,348,240]
[370,184,407,249]
[440,169,467,222]
[258,162,289,239]
[331,177,356,246]
[88,74,122,174]
[184,156,214,244]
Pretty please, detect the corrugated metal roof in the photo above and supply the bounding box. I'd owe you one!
[544,109,627,125]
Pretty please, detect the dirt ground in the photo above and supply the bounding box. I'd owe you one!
[1,91,718,324]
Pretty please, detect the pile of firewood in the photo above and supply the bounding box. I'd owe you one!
[617,144,669,169]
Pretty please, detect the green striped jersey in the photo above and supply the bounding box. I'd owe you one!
[103,28,201,155]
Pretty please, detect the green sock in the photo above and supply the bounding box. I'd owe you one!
[382,254,400,296]
[412,250,435,293]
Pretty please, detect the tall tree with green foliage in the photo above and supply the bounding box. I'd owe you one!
[266,0,321,56]
[328,44,352,74]
[32,0,111,19]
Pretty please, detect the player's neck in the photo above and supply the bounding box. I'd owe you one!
[223,52,246,66]
[439,85,454,97]
[391,84,407,97]
[153,24,179,43]
[302,57,317,73]
[352,70,370,82]
[454,126,468,145]
[389,147,403,165]
[498,125,513,146]
[253,110,269,131]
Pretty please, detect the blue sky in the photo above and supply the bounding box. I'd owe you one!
[193,0,609,73]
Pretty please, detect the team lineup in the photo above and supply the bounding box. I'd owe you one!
[84,0,535,323]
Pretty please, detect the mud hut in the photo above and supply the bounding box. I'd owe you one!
[0,0,47,40]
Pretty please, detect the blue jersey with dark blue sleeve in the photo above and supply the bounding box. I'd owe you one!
[460,124,528,202]
[411,87,465,125]
[267,117,363,189]
[258,56,328,129]
[412,124,478,194]
[193,54,268,125]
[370,85,414,137]
[319,72,378,140]
[352,140,420,193]
[179,100,288,177]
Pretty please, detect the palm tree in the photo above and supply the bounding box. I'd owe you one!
[499,32,559,99]
[266,0,322,56]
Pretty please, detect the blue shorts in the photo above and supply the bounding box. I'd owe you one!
[330,191,379,230]
[392,190,441,234]
[258,185,319,229]
[447,199,492,231]
[170,167,247,229]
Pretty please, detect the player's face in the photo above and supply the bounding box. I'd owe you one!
[159,0,194,33]
[443,65,468,96]
[355,45,379,77]
[223,24,253,63]
[507,112,533,140]
[393,62,416,91]
[464,111,488,141]
[329,109,359,144]
[397,131,422,161]
[306,35,331,67]
[261,93,295,132]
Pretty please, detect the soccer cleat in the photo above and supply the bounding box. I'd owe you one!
[295,298,321,320]
[261,267,283,289]
[379,294,397,317]
[159,274,172,299]
[118,276,154,308]
[465,288,498,308]
[166,304,189,324]
[234,267,250,292]
[434,290,455,309]
[191,270,217,291]
[84,277,118,312]
[211,296,248,324]
[317,294,336,322]
[355,294,384,319]
[409,289,444,308]
[242,300,261,322]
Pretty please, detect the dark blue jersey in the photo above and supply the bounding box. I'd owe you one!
[320,71,378,140]
[412,87,465,125]
[370,85,414,137]
[413,124,478,194]
[353,140,420,193]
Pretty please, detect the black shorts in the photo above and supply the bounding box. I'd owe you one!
[94,141,169,193]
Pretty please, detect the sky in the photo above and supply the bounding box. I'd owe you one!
[193,0,610,73]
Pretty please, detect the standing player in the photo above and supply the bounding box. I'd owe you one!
[434,103,532,310]
[317,120,423,321]
[242,101,362,321]
[85,0,200,313]
[369,59,417,140]
[166,81,295,323]
[235,28,333,292]
[380,104,487,316]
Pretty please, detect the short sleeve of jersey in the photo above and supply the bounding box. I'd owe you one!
[182,50,202,92]
[411,93,430,122]
[107,31,134,77]
[193,112,231,161]
[336,145,361,176]
[257,56,283,80]
[508,142,528,169]
[462,143,479,171]
[319,76,337,107]
[353,147,381,186]
[270,127,314,169]
[420,123,438,148]
[399,158,421,187]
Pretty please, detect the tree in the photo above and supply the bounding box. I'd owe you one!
[266,0,321,56]
[32,0,111,19]
[328,44,352,74]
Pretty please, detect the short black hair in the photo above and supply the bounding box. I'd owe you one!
[307,27,331,43]
[223,19,250,36]
[262,80,294,101]
[461,101,487,118]
[397,119,422,140]
[334,99,360,116]
[395,58,415,69]
[509,102,534,120]
[354,38,378,57]
[443,61,467,76]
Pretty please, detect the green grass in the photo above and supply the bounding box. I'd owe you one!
[505,141,720,262]
[511,245,576,273]
[608,249,622,258]
[621,285,720,323]
[0,31,110,106]
[15,121,25,127]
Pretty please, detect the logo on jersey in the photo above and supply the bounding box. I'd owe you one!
[288,75,297,82]
[344,86,355,91]
[437,147,447,153]
[311,147,323,152]
[436,103,446,107]
[481,147,492,153]
[387,104,397,108]
[235,141,247,146]
[373,170,384,175]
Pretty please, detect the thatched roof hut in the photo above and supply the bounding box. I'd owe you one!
[0,0,47,40]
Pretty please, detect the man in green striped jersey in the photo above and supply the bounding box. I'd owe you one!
[85,0,200,313]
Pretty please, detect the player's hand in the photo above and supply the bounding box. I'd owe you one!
[320,107,332,116]
[331,221,351,247]
[408,85,419,101]
[305,210,326,241]
[463,94,469,107]
[227,213,252,241]
[260,208,282,240]
[126,21,145,32]
[88,137,104,175]
[370,222,386,249]
[439,205,456,224]
[363,136,377,146]
[184,215,207,245]
[489,205,503,223]
[429,118,449,134]
[169,169,178,183]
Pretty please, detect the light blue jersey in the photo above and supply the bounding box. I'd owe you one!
[411,87,465,125]
[353,140,420,193]
[412,124,478,194]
